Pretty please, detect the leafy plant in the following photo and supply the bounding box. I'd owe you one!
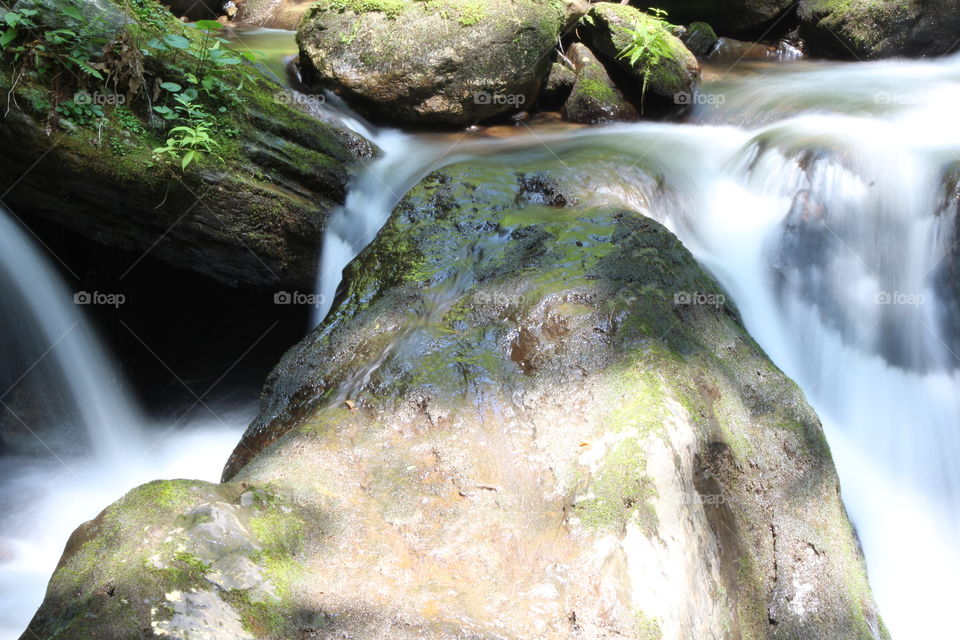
[153,120,219,169]
[113,103,145,135]
[1,0,115,79]
[616,8,675,107]
[56,98,105,127]
[150,85,220,169]
[2,0,262,170]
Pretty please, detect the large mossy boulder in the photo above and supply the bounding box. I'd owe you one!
[26,156,888,638]
[21,480,311,639]
[228,157,881,637]
[629,0,795,38]
[584,3,699,100]
[0,0,371,290]
[296,0,582,125]
[798,0,960,58]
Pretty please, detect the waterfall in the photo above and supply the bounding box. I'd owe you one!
[676,57,960,640]
[2,26,956,638]
[0,209,142,459]
[0,208,245,638]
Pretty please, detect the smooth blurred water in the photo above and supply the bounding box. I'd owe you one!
[0,210,248,638]
[0,413,246,638]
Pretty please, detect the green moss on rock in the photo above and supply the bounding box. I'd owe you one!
[576,437,659,535]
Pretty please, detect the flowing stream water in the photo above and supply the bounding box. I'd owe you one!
[2,29,958,638]
[0,211,248,638]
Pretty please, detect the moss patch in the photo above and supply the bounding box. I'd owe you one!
[576,437,658,536]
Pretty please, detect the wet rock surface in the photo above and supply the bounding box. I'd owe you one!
[206,158,884,639]
[799,0,960,58]
[296,0,578,125]
[563,43,639,124]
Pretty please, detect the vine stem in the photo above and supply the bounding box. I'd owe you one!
[4,67,22,118]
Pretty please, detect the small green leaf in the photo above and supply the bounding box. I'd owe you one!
[164,34,191,50]
[62,6,82,20]
[0,27,17,47]
[160,82,182,92]
[193,20,223,31]
[181,150,196,170]
[4,12,20,27]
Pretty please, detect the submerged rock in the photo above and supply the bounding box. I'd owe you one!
[231,0,331,29]
[296,0,579,125]
[583,3,699,100]
[707,37,780,62]
[798,0,960,58]
[563,43,639,123]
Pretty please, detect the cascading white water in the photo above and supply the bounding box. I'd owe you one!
[0,209,246,638]
[678,58,960,640]
[313,125,425,324]
[0,211,141,460]
[311,54,960,640]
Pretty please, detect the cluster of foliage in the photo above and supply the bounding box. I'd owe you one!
[140,18,253,169]
[581,6,674,108]
[0,0,261,171]
[617,8,674,102]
